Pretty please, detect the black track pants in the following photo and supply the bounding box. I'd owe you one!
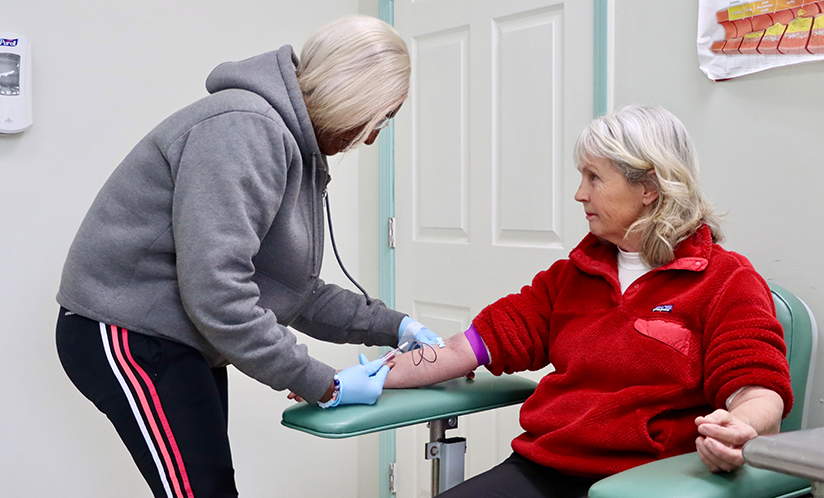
[56,308,238,498]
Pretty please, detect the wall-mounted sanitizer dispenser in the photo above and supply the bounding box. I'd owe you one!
[0,32,32,134]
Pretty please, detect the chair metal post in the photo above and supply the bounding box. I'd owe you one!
[426,417,466,496]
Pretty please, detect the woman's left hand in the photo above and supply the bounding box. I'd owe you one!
[695,409,758,472]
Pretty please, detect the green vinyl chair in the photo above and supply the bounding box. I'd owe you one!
[282,282,817,497]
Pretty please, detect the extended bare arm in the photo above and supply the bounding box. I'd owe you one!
[384,332,480,389]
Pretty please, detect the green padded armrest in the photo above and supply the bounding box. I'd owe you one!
[281,371,537,439]
[588,452,811,498]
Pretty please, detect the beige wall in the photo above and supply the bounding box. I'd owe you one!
[611,1,824,428]
[0,2,384,497]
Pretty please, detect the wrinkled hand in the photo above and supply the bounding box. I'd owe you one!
[695,409,758,472]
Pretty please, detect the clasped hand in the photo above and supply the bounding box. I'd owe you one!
[695,409,758,472]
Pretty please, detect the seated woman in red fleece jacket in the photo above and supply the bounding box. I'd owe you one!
[383,104,793,498]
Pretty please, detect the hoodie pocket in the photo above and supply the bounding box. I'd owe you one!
[633,319,691,356]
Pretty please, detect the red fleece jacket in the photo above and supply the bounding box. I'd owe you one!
[473,226,793,478]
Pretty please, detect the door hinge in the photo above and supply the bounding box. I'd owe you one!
[388,462,397,494]
[388,217,396,248]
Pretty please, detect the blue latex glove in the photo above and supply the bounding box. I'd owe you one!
[334,354,390,406]
[398,316,445,350]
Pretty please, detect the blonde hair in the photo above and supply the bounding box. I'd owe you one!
[574,104,723,267]
[297,15,411,151]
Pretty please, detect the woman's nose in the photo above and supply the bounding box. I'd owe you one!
[574,181,587,203]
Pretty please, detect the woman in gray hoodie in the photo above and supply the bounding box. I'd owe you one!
[56,15,440,497]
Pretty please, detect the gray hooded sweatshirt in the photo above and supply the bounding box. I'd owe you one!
[57,46,404,403]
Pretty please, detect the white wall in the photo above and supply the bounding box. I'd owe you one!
[612,1,824,428]
[0,1,385,496]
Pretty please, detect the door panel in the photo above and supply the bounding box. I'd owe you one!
[495,7,564,247]
[415,27,470,242]
[394,1,593,495]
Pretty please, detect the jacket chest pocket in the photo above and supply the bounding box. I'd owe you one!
[633,318,702,388]
[634,319,692,356]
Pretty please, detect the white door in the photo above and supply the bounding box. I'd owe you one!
[393,0,594,495]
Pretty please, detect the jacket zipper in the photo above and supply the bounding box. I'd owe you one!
[278,153,325,326]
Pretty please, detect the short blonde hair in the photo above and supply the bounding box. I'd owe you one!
[297,15,411,151]
[574,104,723,267]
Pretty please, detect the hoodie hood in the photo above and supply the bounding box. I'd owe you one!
[205,45,326,172]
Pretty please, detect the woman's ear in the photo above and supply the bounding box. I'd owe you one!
[642,170,659,206]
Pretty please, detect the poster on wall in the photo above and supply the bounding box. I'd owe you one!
[698,0,824,80]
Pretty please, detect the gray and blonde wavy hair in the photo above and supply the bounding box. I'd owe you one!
[573,104,723,267]
[297,15,411,152]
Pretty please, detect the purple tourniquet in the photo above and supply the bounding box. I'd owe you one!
[464,325,490,366]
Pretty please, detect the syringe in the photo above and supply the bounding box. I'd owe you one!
[379,342,409,364]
